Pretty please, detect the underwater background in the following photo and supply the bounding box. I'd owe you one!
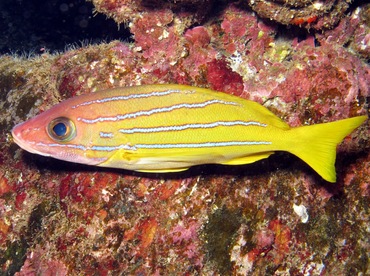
[0,0,369,274]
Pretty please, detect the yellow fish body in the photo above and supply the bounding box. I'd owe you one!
[12,84,367,182]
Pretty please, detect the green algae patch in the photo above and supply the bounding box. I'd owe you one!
[0,70,26,102]
[0,238,28,275]
[15,94,38,118]
[27,201,54,243]
[203,206,242,275]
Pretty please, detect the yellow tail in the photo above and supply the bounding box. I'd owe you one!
[287,115,367,182]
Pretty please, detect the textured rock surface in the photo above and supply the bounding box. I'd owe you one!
[91,0,359,30]
[0,2,369,275]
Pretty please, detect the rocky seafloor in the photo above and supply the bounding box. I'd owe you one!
[0,0,369,275]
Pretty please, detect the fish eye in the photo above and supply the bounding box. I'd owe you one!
[47,117,76,142]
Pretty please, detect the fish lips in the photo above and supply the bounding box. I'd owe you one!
[12,123,51,156]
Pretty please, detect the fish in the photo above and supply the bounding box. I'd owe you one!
[11,84,367,182]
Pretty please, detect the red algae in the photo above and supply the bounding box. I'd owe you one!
[184,26,210,47]
[0,173,12,197]
[0,2,369,275]
[16,246,68,275]
[268,220,292,264]
[206,59,244,95]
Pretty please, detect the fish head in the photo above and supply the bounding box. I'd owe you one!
[11,97,107,166]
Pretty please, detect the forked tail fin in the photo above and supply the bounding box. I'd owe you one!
[287,115,367,182]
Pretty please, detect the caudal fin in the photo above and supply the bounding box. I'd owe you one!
[288,115,367,182]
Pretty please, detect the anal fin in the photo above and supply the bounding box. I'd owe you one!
[221,152,274,165]
[136,167,189,173]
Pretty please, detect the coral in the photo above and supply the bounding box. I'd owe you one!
[0,2,369,275]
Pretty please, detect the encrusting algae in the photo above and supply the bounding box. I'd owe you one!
[0,1,369,275]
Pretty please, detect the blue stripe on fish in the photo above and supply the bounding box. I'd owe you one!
[99,132,114,138]
[72,89,185,109]
[134,141,272,149]
[36,140,272,152]
[78,100,239,124]
[91,141,271,151]
[119,121,267,134]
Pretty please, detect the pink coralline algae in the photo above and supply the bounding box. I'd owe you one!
[90,0,215,24]
[316,3,370,60]
[92,0,355,30]
[0,1,369,275]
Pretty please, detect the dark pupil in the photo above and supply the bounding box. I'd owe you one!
[53,122,67,137]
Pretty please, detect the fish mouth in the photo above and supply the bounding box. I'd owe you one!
[11,125,107,166]
[11,125,51,157]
